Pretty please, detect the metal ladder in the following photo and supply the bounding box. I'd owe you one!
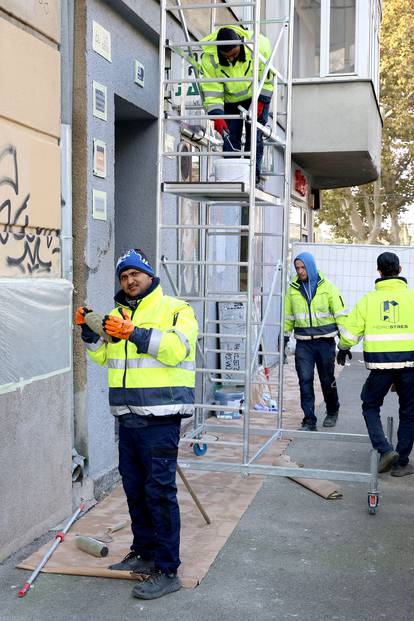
[155,0,381,514]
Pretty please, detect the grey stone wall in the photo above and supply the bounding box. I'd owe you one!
[0,373,72,562]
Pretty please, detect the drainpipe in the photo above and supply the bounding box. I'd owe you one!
[60,1,75,452]
[61,2,74,283]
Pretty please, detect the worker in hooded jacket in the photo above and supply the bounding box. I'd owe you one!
[337,252,414,476]
[284,252,348,431]
[199,25,273,188]
[75,249,198,600]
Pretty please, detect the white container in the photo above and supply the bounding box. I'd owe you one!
[213,157,250,189]
[214,387,244,420]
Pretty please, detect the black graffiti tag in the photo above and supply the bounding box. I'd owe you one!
[0,144,60,274]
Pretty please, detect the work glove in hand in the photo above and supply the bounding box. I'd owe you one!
[75,306,100,344]
[214,119,229,137]
[257,101,264,118]
[102,309,135,340]
[75,306,93,325]
[336,349,352,366]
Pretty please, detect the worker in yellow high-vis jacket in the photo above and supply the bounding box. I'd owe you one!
[199,25,273,188]
[284,252,348,431]
[75,249,198,599]
[338,252,414,477]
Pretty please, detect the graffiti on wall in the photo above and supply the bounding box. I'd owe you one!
[0,144,60,276]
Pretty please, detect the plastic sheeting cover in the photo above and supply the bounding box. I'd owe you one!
[0,279,73,393]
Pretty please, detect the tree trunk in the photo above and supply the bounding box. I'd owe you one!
[347,199,366,243]
[367,179,383,244]
[390,209,401,245]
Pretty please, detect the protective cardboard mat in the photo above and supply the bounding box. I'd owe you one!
[17,421,290,588]
[273,455,343,500]
[17,360,341,586]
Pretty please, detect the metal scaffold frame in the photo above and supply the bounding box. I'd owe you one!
[156,0,382,514]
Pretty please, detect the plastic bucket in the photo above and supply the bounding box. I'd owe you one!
[214,387,244,420]
[213,158,250,188]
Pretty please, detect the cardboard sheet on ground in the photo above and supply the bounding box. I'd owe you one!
[17,362,337,586]
[17,420,291,589]
[273,454,343,500]
[17,476,264,588]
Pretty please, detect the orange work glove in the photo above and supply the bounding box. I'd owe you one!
[257,101,264,118]
[75,306,93,325]
[102,309,135,340]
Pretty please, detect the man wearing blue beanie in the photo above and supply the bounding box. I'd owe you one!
[75,248,198,599]
[284,252,347,431]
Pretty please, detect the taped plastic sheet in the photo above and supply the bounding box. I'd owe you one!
[0,279,73,394]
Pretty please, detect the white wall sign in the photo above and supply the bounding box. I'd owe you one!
[218,302,246,380]
[93,139,107,178]
[92,189,107,221]
[134,60,145,87]
[92,81,108,121]
[92,21,112,62]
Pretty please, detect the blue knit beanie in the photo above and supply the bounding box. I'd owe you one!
[116,249,155,279]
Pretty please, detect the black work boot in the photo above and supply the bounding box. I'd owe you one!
[108,551,155,573]
[298,418,317,431]
[391,463,414,477]
[323,412,338,428]
[132,571,181,600]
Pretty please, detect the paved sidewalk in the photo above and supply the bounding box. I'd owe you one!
[1,357,413,621]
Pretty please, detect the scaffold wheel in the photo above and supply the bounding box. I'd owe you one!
[368,492,379,515]
[193,443,208,456]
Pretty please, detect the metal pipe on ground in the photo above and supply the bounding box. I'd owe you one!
[18,505,85,597]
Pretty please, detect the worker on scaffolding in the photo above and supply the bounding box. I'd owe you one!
[337,252,414,476]
[75,249,198,600]
[199,25,273,189]
[284,252,347,431]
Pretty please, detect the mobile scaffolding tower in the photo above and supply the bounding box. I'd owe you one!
[156,0,383,514]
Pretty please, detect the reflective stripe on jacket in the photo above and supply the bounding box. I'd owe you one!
[86,285,198,417]
[200,25,273,113]
[339,278,414,369]
[284,272,347,340]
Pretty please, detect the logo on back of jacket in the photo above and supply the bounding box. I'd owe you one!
[378,300,408,329]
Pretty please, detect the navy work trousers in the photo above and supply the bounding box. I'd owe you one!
[361,368,414,465]
[118,419,181,573]
[223,99,270,181]
[295,338,339,424]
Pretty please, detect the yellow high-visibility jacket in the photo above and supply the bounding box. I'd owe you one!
[200,25,273,113]
[284,272,347,340]
[339,277,414,369]
[86,284,198,417]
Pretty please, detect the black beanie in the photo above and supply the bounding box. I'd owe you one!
[216,27,242,54]
[377,252,400,276]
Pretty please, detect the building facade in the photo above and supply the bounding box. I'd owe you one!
[0,0,382,561]
[0,0,72,561]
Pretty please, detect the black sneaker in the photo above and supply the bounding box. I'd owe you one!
[299,419,317,431]
[323,412,338,428]
[391,463,414,477]
[378,450,399,473]
[132,571,181,600]
[108,551,155,573]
